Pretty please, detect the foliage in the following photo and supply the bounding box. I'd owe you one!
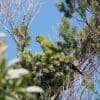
[0,43,44,100]
[18,19,83,99]
[0,0,40,48]
[1,14,99,100]
[58,16,78,56]
[21,51,70,98]
[12,25,31,52]
[56,0,99,19]
[0,0,100,100]
[56,0,100,99]
[0,59,44,99]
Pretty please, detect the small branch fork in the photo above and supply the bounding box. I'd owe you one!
[0,0,41,47]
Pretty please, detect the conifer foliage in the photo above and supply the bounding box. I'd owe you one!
[0,0,100,100]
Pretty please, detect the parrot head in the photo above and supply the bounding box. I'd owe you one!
[36,35,47,43]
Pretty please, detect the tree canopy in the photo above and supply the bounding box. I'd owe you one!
[0,0,100,100]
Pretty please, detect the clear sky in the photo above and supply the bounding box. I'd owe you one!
[6,0,62,61]
[5,0,82,62]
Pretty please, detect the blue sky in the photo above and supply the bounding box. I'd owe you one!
[6,0,62,61]
[0,0,100,98]
[0,0,84,62]
[5,0,83,62]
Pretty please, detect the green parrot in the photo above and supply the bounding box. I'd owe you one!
[36,35,83,75]
[36,35,61,54]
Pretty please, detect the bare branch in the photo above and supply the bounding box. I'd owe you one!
[0,0,41,46]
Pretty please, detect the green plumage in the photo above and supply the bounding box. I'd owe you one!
[36,35,61,54]
[36,35,83,75]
